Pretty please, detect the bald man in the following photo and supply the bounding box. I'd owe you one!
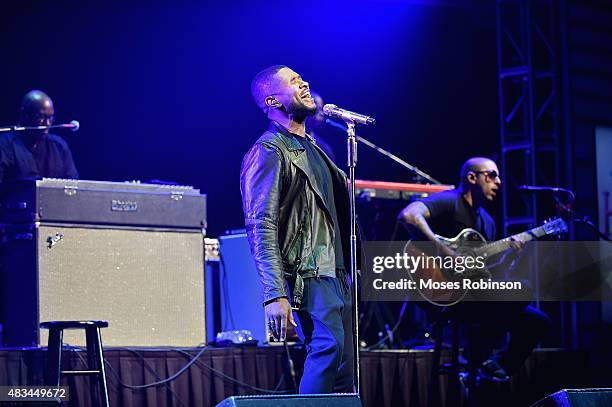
[399,157,550,381]
[0,90,78,183]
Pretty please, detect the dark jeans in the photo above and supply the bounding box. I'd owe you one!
[294,277,354,393]
[448,302,552,374]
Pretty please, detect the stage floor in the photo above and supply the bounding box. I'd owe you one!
[0,346,593,406]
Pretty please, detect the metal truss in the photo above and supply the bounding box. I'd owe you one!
[496,0,562,236]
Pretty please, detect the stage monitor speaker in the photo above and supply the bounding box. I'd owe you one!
[216,233,267,343]
[207,233,299,344]
[0,223,206,347]
[530,388,612,407]
[216,393,362,407]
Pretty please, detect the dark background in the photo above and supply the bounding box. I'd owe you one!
[0,0,501,237]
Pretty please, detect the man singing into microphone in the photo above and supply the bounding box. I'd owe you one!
[0,90,78,183]
[241,65,355,393]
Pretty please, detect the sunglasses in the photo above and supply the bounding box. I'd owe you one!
[474,170,499,180]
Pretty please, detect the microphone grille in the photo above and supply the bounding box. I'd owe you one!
[322,104,337,116]
[70,120,80,131]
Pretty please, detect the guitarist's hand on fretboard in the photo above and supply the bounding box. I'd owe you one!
[508,236,526,252]
[487,236,526,273]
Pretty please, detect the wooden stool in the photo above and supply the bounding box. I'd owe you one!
[40,320,110,407]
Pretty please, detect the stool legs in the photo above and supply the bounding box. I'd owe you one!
[85,326,110,407]
[428,321,444,407]
[43,323,110,407]
[446,323,462,407]
[465,324,480,407]
[429,321,472,407]
[45,328,63,387]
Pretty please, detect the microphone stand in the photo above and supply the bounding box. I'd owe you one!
[332,116,441,393]
[343,118,361,394]
[550,190,611,242]
[0,123,79,133]
[521,186,611,241]
[355,136,442,185]
[325,118,441,184]
[0,126,27,133]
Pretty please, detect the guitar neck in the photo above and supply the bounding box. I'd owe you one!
[477,229,542,258]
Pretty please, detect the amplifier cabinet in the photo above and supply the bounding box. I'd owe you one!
[0,223,206,347]
[0,178,207,229]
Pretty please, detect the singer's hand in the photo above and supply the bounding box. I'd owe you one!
[265,297,297,341]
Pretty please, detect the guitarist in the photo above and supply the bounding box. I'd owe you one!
[398,157,550,381]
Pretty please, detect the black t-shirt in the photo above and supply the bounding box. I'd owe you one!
[0,132,79,183]
[416,189,496,242]
[295,135,345,273]
[311,131,336,163]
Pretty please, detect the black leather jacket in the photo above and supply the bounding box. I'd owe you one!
[240,122,355,307]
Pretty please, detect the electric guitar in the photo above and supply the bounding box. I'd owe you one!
[404,217,568,305]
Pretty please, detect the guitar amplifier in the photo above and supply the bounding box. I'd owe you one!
[0,223,207,347]
[0,178,206,229]
[0,179,207,347]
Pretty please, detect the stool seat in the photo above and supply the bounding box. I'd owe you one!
[40,320,109,330]
[40,319,110,407]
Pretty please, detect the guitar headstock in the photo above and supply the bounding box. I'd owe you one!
[542,217,568,236]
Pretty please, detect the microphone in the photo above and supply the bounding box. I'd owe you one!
[322,104,376,126]
[519,185,563,193]
[519,185,575,202]
[55,120,80,132]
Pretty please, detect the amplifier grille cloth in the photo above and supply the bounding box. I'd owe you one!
[37,225,205,347]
